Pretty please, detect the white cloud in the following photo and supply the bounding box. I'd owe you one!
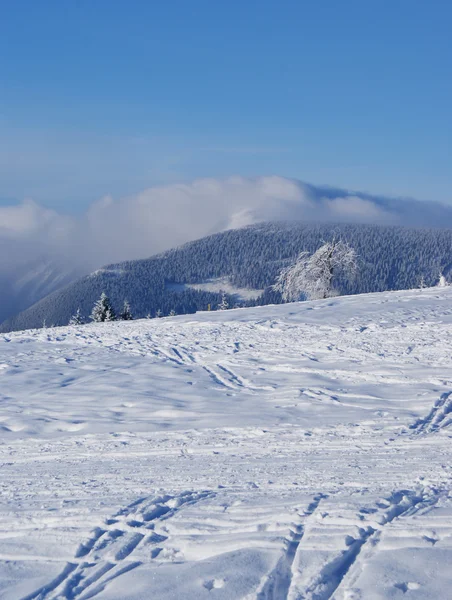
[1,176,452,280]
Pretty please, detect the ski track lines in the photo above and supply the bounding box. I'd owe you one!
[165,342,257,392]
[257,494,327,600]
[22,490,213,600]
[409,391,452,434]
[256,487,440,600]
[294,488,441,600]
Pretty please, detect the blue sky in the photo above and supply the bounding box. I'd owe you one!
[1,0,451,212]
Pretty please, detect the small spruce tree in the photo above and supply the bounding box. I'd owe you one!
[119,300,133,321]
[218,292,229,310]
[69,308,84,325]
[437,272,448,288]
[169,309,176,317]
[156,309,163,318]
[91,292,116,322]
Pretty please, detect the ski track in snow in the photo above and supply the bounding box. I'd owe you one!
[296,487,443,600]
[256,493,328,600]
[409,391,452,434]
[1,288,452,599]
[22,491,214,600]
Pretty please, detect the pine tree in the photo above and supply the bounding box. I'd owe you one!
[105,306,116,321]
[438,272,448,287]
[91,292,116,322]
[156,309,163,318]
[69,308,84,325]
[119,300,133,320]
[169,309,176,317]
[218,292,229,310]
[273,240,357,301]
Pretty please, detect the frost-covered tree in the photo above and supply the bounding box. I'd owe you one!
[169,309,176,317]
[437,272,448,287]
[156,309,163,318]
[274,240,358,301]
[218,292,229,310]
[105,306,116,321]
[119,300,133,320]
[91,292,116,322]
[69,308,84,325]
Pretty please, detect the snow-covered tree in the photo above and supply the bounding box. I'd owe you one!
[90,292,116,322]
[218,292,229,310]
[69,308,84,325]
[156,309,163,318]
[105,307,116,321]
[437,272,448,287]
[169,309,176,317]
[273,240,358,301]
[119,300,133,321]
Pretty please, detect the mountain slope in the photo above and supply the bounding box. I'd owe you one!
[0,237,84,324]
[1,287,451,598]
[2,221,452,332]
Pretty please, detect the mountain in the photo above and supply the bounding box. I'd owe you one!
[3,178,452,326]
[2,220,452,333]
[0,237,84,324]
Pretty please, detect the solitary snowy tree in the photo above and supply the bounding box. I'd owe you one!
[156,309,163,318]
[90,292,116,322]
[169,309,177,317]
[119,300,133,321]
[218,292,229,310]
[69,308,84,325]
[273,240,358,301]
[437,272,448,287]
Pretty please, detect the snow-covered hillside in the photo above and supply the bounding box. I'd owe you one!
[1,288,451,599]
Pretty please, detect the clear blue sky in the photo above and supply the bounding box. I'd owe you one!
[1,0,451,211]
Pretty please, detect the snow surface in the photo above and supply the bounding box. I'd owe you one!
[166,277,264,301]
[1,287,452,599]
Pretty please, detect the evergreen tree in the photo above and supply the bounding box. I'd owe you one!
[438,272,448,287]
[105,306,116,321]
[169,309,176,317]
[119,300,133,320]
[218,292,229,310]
[91,292,116,322]
[69,308,84,325]
[156,309,163,318]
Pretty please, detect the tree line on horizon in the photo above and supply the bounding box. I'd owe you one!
[4,221,452,333]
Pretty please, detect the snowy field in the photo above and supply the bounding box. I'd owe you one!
[1,288,452,599]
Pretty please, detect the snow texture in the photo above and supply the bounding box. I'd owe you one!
[1,287,452,599]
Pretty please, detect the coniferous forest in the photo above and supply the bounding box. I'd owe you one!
[2,221,451,332]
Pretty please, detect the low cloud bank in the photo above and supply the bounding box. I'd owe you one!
[1,176,452,277]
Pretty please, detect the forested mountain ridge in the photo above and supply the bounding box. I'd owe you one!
[2,221,451,333]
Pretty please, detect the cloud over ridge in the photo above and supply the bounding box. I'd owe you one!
[2,176,452,276]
